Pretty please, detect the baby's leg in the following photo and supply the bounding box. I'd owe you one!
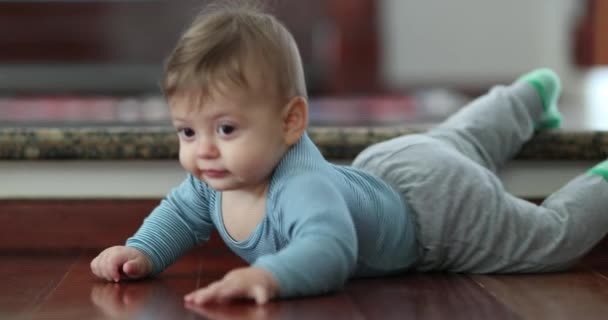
[354,136,608,273]
[450,164,608,273]
[426,69,561,173]
[483,171,608,273]
[453,171,608,274]
[469,161,608,272]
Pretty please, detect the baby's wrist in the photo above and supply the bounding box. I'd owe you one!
[125,245,155,274]
[253,267,280,297]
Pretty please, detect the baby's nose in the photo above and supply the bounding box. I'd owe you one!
[197,138,219,158]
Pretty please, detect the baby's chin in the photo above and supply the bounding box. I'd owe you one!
[198,177,238,191]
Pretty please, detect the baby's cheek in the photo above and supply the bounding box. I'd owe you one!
[249,156,278,180]
[178,151,195,174]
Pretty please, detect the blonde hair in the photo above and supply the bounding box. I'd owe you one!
[162,1,307,103]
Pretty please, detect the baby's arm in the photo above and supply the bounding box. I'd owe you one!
[91,175,215,280]
[185,175,357,304]
[254,177,358,297]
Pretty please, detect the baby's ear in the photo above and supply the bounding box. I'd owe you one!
[282,96,308,146]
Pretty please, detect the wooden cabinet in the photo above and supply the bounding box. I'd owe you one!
[575,0,608,65]
[0,1,379,95]
[0,1,198,63]
[594,0,608,64]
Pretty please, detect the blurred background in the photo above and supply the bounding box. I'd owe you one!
[0,0,606,127]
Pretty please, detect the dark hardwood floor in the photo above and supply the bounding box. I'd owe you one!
[2,200,608,319]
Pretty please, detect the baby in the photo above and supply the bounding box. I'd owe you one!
[91,1,608,305]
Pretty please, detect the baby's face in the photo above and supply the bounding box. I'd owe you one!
[169,87,289,193]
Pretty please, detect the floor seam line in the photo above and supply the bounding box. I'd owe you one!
[29,250,83,315]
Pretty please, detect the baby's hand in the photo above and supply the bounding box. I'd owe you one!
[184,267,279,305]
[90,246,152,282]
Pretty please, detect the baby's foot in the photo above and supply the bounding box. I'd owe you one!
[518,68,562,129]
[589,160,608,181]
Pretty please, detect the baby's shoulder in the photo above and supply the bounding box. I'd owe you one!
[271,171,343,209]
[276,169,336,190]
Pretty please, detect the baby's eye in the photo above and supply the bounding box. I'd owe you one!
[216,124,236,136]
[178,128,196,138]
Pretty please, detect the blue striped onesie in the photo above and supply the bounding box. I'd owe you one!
[126,133,418,297]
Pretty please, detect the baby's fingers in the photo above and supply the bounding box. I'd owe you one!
[122,260,141,279]
[250,285,270,305]
[90,254,114,282]
[90,256,101,278]
[185,280,267,305]
[185,280,242,305]
[94,251,127,282]
[98,256,119,282]
[185,282,221,305]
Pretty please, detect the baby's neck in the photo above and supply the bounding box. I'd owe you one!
[223,181,270,202]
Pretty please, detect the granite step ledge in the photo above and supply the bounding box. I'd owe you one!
[1,127,608,161]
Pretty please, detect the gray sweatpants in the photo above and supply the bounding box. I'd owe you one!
[352,81,608,273]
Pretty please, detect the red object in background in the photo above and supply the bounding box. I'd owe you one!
[574,0,608,66]
[326,0,379,95]
[0,1,382,96]
[574,0,597,66]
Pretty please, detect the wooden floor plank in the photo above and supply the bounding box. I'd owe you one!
[347,273,521,320]
[471,263,608,320]
[30,250,205,320]
[0,251,80,319]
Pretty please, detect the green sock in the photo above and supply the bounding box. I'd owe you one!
[518,68,562,129]
[589,160,608,181]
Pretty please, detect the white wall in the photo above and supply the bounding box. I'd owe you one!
[0,160,595,199]
[380,0,586,95]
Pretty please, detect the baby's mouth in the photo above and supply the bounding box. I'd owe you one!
[202,169,228,178]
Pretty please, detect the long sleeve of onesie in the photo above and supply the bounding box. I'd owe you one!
[253,174,358,297]
[126,174,215,274]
